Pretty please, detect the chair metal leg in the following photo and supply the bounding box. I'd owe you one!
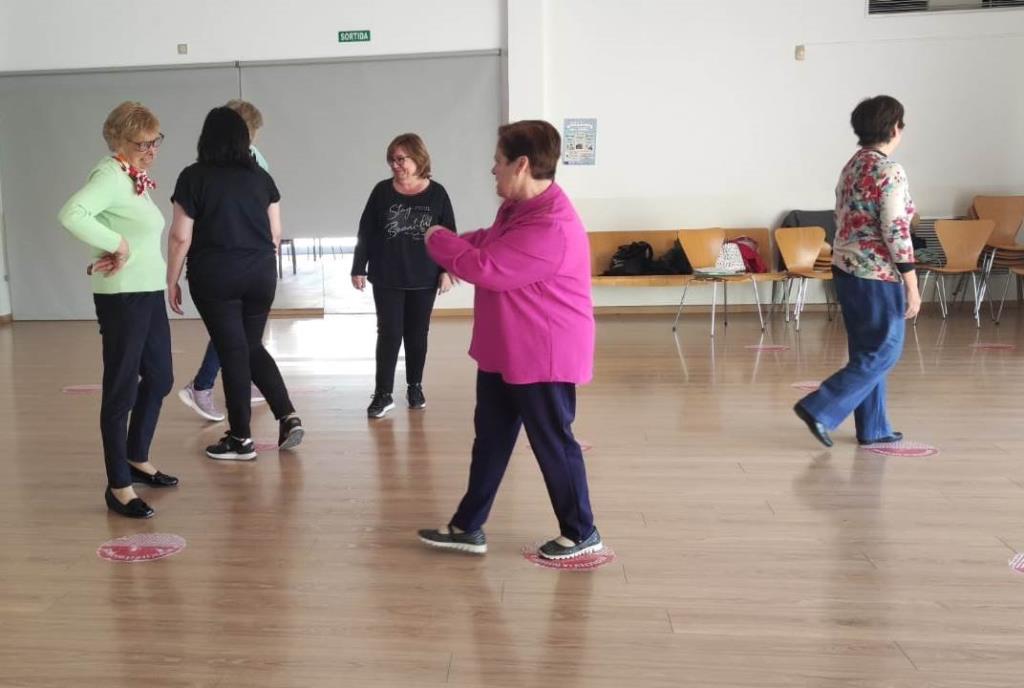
[938,275,949,319]
[914,271,931,326]
[671,283,690,332]
[795,278,807,332]
[995,269,1013,325]
[710,282,718,337]
[723,282,728,327]
[971,272,981,328]
[751,280,765,331]
[783,278,793,323]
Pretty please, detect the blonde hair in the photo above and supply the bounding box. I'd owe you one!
[226,99,264,139]
[386,133,432,179]
[102,101,160,152]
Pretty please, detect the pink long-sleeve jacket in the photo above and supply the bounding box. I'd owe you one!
[426,182,595,385]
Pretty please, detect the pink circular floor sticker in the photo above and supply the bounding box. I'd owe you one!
[97,533,186,562]
[862,440,938,457]
[522,543,616,570]
[971,343,1016,351]
[746,344,789,352]
[62,384,102,395]
[1010,554,1024,574]
[791,380,822,392]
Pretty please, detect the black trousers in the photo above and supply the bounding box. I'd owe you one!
[94,291,174,488]
[371,286,437,394]
[451,371,596,542]
[188,253,294,438]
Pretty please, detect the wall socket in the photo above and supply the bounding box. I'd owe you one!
[794,44,806,61]
[177,43,188,55]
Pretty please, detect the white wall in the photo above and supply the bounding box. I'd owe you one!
[0,0,502,71]
[524,0,1024,306]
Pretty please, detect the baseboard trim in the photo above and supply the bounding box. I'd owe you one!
[269,308,325,319]
[0,313,12,325]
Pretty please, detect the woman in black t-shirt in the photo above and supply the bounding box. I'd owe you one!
[166,107,304,460]
[351,133,457,418]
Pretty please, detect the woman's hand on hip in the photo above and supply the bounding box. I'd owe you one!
[351,275,367,291]
[167,282,185,316]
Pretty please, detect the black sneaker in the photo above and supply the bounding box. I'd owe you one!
[367,392,395,418]
[205,434,257,461]
[278,415,304,450]
[407,384,426,409]
[417,526,487,554]
[538,529,603,560]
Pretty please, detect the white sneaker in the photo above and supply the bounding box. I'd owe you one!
[178,383,225,422]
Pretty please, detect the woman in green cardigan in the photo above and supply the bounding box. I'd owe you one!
[58,101,178,519]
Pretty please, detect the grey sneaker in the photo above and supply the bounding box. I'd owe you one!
[417,526,487,554]
[178,382,225,422]
[538,529,603,560]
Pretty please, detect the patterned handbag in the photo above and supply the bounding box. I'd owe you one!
[714,242,746,273]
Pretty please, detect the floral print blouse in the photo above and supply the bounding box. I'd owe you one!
[832,148,916,282]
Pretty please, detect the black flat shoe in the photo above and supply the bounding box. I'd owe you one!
[129,465,179,487]
[858,432,903,446]
[793,403,833,448]
[104,487,154,519]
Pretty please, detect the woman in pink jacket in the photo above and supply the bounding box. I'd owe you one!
[417,120,601,560]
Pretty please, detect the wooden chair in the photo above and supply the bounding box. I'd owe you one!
[915,219,994,328]
[971,196,1024,320]
[775,226,834,331]
[672,229,765,336]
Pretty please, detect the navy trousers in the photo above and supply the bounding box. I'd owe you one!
[798,267,906,443]
[94,291,174,488]
[451,371,596,543]
[193,340,220,390]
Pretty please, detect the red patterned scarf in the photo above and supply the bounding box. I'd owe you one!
[113,155,156,196]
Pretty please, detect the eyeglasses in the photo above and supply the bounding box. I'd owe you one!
[388,155,409,165]
[129,133,165,152]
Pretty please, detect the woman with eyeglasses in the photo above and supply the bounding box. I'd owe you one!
[167,107,304,461]
[351,133,457,419]
[58,101,178,519]
[794,95,920,448]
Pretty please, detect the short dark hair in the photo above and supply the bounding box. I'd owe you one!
[850,95,905,147]
[197,107,254,168]
[497,120,561,180]
[387,133,432,178]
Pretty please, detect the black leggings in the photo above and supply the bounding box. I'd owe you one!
[372,286,437,394]
[188,253,294,438]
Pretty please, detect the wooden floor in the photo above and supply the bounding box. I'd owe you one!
[1,305,1023,687]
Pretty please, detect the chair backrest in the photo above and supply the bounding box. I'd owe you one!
[972,196,1024,246]
[676,229,725,270]
[933,219,995,271]
[775,226,826,272]
[587,230,679,276]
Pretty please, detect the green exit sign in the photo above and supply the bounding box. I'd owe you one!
[338,30,371,43]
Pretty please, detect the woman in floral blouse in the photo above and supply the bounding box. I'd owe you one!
[794,95,921,447]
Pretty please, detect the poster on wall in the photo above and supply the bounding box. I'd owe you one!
[562,118,597,165]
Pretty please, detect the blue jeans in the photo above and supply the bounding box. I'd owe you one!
[798,268,906,443]
[193,340,220,391]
